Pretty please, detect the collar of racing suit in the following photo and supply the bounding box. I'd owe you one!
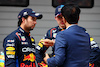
[18,26,30,36]
[58,26,66,31]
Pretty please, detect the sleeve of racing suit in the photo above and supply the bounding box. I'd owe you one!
[36,40,48,62]
[90,37,100,63]
[47,32,66,67]
[35,42,48,67]
[36,28,55,67]
[3,36,18,67]
[36,33,50,67]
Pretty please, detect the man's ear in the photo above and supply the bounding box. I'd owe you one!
[62,17,66,23]
[78,16,80,21]
[55,16,57,21]
[22,17,25,22]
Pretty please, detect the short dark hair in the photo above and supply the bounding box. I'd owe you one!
[61,3,81,24]
[18,15,29,27]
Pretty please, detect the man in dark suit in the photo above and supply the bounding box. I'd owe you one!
[43,3,91,67]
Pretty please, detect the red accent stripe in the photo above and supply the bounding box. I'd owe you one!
[16,32,21,41]
[50,28,56,38]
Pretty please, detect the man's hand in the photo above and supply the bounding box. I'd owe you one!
[43,53,50,64]
[39,39,55,46]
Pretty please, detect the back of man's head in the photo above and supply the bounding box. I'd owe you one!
[61,3,81,24]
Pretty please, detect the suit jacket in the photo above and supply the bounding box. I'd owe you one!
[47,25,91,67]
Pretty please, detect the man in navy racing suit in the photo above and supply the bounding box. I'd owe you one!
[35,5,66,67]
[3,8,43,67]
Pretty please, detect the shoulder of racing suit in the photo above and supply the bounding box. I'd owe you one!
[44,26,59,40]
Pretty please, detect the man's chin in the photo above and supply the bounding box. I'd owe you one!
[30,28,34,31]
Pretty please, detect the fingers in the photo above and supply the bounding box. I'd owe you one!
[39,39,54,46]
[39,39,49,43]
[43,53,50,64]
[45,53,50,58]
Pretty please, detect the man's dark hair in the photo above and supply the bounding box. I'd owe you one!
[18,15,29,27]
[61,3,81,24]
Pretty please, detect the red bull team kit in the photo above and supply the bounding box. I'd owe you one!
[3,27,36,67]
[36,26,65,67]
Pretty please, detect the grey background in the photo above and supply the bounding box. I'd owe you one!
[0,0,100,54]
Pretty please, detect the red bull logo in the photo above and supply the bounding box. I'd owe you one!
[89,63,94,67]
[20,62,36,67]
[38,61,48,67]
[23,53,36,62]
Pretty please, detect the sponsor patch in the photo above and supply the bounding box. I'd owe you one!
[32,43,35,46]
[7,55,15,58]
[22,47,35,52]
[21,36,26,41]
[20,62,36,67]
[7,40,14,42]
[6,47,15,51]
[38,61,48,67]
[36,46,41,50]
[19,28,24,33]
[53,33,57,38]
[6,51,15,55]
[23,53,36,62]
[31,38,34,42]
[38,42,43,48]
[90,37,94,41]
[6,43,15,46]
[38,39,44,48]
[21,42,28,44]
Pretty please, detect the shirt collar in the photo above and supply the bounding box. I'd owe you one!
[66,24,77,29]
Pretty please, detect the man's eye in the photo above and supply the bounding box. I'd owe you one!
[58,16,62,18]
[32,17,37,21]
